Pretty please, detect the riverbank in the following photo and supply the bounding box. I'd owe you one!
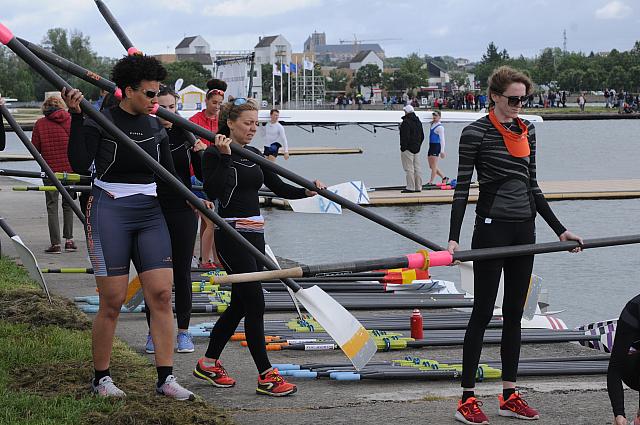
[0,174,629,424]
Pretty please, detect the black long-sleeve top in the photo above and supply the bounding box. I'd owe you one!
[608,294,640,418]
[0,114,5,151]
[448,115,566,242]
[202,144,307,218]
[67,106,176,184]
[157,125,202,211]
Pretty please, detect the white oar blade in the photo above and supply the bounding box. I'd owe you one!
[123,261,143,311]
[522,274,543,321]
[11,235,52,303]
[294,285,376,370]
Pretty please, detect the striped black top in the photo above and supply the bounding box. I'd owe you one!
[448,115,566,242]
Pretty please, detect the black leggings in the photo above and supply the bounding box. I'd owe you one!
[145,207,198,330]
[205,228,270,373]
[461,218,535,388]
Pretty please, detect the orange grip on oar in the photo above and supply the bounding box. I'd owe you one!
[230,333,246,341]
[266,344,283,351]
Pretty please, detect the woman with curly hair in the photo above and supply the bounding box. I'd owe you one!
[62,55,194,401]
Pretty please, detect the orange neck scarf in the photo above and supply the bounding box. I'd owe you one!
[488,109,530,158]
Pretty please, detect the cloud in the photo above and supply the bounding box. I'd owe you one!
[595,1,631,19]
[204,0,322,17]
[429,26,450,37]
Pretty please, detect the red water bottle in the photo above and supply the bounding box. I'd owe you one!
[411,309,423,339]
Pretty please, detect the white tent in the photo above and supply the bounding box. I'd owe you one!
[178,84,206,111]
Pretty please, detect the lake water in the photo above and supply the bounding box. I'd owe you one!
[3,118,640,327]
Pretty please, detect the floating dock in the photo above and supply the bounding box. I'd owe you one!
[261,179,640,208]
[284,147,363,155]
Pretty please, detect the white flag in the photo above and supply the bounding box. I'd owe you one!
[303,59,314,71]
[272,63,281,76]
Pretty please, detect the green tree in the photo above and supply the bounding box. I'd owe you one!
[164,61,211,90]
[326,68,348,92]
[534,48,557,86]
[449,70,469,91]
[350,64,382,94]
[607,66,627,91]
[474,42,509,85]
[395,53,429,91]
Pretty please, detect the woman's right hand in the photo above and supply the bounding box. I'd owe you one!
[447,240,459,255]
[614,415,627,425]
[214,134,232,155]
[61,87,83,113]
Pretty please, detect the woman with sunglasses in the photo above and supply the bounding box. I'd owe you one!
[193,97,325,396]
[189,79,226,270]
[62,55,194,401]
[143,85,209,355]
[426,110,448,187]
[448,66,583,424]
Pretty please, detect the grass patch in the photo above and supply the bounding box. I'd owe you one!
[0,256,234,425]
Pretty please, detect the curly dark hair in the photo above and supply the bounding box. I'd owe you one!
[205,78,227,99]
[111,55,167,97]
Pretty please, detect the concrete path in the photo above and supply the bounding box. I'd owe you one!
[0,175,630,425]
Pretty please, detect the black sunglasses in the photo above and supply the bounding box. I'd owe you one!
[496,93,528,107]
[137,88,160,99]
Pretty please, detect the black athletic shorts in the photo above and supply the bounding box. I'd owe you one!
[86,186,172,277]
[427,143,442,157]
[263,142,282,157]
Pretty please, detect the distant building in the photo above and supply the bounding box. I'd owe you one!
[304,31,326,52]
[303,31,385,64]
[427,61,450,89]
[349,50,384,72]
[177,84,206,111]
[174,35,214,74]
[254,35,291,65]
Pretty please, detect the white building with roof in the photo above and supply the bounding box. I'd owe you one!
[254,35,291,65]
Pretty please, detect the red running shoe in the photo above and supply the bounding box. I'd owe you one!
[455,397,489,424]
[256,369,297,397]
[498,392,539,420]
[193,358,235,388]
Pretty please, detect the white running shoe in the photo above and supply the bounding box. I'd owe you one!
[191,256,199,268]
[156,375,196,401]
[91,376,126,397]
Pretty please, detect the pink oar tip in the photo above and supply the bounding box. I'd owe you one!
[406,252,426,270]
[428,251,453,267]
[127,47,142,56]
[0,23,15,45]
[114,87,122,99]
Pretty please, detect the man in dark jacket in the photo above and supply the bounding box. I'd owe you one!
[399,105,425,193]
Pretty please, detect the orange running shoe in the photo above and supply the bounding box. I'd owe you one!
[193,358,236,388]
[256,369,297,396]
[455,397,489,424]
[498,392,539,420]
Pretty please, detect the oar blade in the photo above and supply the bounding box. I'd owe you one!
[10,235,52,303]
[294,285,376,370]
[123,262,143,311]
[523,274,543,321]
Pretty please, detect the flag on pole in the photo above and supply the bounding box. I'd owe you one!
[281,63,289,74]
[273,63,281,76]
[303,59,314,71]
[290,62,297,73]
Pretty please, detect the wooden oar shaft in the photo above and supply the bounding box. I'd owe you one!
[0,105,86,225]
[212,234,640,284]
[2,29,303,293]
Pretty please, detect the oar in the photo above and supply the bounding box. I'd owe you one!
[265,244,304,321]
[0,216,52,302]
[1,24,376,370]
[0,105,85,225]
[13,185,91,192]
[0,168,88,183]
[93,0,141,56]
[209,234,640,284]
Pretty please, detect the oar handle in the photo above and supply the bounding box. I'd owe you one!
[0,217,16,237]
[213,267,304,285]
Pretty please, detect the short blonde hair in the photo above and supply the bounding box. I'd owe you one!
[218,97,260,137]
[41,95,66,113]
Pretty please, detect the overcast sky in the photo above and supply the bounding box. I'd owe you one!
[1,0,638,61]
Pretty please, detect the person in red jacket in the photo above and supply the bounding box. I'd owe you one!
[32,95,76,254]
[189,78,226,269]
